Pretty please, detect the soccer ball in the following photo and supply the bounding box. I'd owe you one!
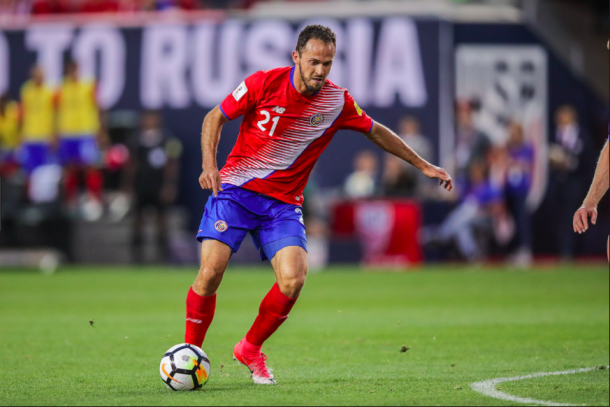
[160,344,210,391]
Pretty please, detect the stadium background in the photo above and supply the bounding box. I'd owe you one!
[0,0,608,267]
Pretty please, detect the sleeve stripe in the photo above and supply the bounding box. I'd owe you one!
[219,105,232,121]
[368,120,375,133]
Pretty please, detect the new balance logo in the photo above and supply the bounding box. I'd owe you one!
[186,318,202,324]
[272,106,286,114]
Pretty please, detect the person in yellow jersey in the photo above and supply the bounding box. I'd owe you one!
[20,66,55,174]
[55,60,104,218]
[0,93,22,175]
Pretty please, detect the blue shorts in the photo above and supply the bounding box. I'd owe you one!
[58,136,99,166]
[197,184,307,261]
[20,142,51,173]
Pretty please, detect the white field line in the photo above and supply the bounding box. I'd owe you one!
[471,366,609,406]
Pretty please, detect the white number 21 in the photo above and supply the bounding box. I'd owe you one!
[257,110,280,136]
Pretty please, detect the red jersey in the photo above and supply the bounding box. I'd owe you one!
[219,66,374,206]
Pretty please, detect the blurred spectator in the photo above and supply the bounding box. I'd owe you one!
[548,105,588,259]
[0,93,21,177]
[422,160,504,262]
[124,110,182,263]
[382,116,432,197]
[56,60,105,221]
[454,100,492,193]
[503,121,534,266]
[306,217,329,271]
[20,66,54,176]
[344,150,378,199]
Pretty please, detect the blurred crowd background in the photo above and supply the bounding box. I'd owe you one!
[0,0,608,270]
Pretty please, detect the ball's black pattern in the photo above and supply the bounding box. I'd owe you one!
[161,344,210,391]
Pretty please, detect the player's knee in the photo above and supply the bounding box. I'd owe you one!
[280,270,307,298]
[193,264,225,296]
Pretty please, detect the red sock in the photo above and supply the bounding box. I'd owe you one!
[245,283,298,347]
[86,169,103,202]
[185,288,216,348]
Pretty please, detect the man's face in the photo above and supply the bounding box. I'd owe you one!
[67,64,79,80]
[293,39,336,94]
[31,67,44,85]
[142,113,160,130]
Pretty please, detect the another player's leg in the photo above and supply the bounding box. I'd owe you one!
[185,240,232,348]
[234,245,308,385]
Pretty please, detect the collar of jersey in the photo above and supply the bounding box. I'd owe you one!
[290,66,321,99]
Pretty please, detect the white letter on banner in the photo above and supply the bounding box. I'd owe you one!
[346,18,373,106]
[140,24,190,109]
[0,32,8,94]
[374,18,427,107]
[192,20,243,107]
[245,20,292,73]
[296,19,345,87]
[73,24,126,109]
[26,25,73,87]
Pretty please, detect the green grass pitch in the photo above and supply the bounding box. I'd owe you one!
[0,265,608,406]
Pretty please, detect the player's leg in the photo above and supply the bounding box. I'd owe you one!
[81,137,103,203]
[247,245,307,341]
[58,139,80,206]
[185,240,232,348]
[234,246,307,384]
[187,193,251,347]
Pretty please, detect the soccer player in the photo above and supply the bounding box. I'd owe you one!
[20,66,55,175]
[124,110,183,263]
[55,60,104,220]
[0,93,21,175]
[573,138,609,261]
[572,41,610,262]
[185,25,453,385]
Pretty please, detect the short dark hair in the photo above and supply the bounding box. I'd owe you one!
[296,25,337,55]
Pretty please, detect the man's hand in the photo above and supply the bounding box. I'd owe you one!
[573,204,598,234]
[199,167,223,197]
[422,164,453,192]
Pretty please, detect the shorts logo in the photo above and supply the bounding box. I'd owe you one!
[215,221,228,233]
[310,113,324,127]
[295,208,304,225]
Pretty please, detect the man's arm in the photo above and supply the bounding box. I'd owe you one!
[199,106,230,197]
[574,141,609,233]
[365,122,453,191]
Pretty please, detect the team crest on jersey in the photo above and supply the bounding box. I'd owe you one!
[215,221,228,233]
[310,113,324,127]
